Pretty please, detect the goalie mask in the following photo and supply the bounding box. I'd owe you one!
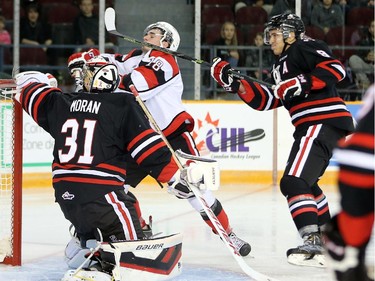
[264,13,305,45]
[83,56,119,93]
[143,21,180,51]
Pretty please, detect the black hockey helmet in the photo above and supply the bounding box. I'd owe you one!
[264,13,305,45]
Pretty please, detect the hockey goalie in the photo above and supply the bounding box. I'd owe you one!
[13,63,220,280]
[61,150,220,281]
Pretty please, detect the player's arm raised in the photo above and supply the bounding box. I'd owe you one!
[211,57,282,111]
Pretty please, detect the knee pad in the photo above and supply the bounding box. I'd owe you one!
[279,175,310,198]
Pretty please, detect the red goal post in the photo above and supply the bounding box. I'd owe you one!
[0,79,22,266]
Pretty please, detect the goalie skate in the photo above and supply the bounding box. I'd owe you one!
[61,269,112,281]
[287,232,326,268]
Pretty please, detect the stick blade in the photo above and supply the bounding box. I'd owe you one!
[246,129,265,141]
[104,7,116,32]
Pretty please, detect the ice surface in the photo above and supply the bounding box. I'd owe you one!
[0,184,373,281]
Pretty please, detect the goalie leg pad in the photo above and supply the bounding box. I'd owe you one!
[65,236,99,269]
[99,233,183,281]
[0,237,12,262]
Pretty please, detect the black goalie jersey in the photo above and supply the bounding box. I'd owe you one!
[239,37,355,133]
[16,83,178,203]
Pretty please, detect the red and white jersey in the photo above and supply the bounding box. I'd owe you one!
[103,49,194,137]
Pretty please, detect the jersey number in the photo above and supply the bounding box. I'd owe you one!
[58,119,96,164]
[147,56,164,71]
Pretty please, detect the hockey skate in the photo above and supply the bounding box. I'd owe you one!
[141,215,162,239]
[229,232,251,257]
[141,215,153,239]
[61,268,112,281]
[287,232,326,267]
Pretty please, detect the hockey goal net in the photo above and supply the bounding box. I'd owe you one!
[0,79,22,266]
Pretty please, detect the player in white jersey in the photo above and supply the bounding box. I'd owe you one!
[67,22,251,256]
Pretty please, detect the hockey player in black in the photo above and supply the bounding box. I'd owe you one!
[324,85,374,281]
[13,58,217,280]
[210,13,355,267]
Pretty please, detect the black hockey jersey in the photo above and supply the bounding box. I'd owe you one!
[334,85,374,246]
[17,82,178,203]
[239,37,355,133]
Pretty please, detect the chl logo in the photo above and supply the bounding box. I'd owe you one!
[62,191,75,200]
[193,113,252,153]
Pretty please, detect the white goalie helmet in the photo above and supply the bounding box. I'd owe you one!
[83,56,119,93]
[143,21,180,51]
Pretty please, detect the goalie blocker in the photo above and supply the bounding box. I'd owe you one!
[62,233,183,281]
[168,150,220,199]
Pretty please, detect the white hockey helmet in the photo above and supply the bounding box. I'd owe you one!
[83,56,119,93]
[143,21,180,51]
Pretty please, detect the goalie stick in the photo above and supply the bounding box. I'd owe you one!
[129,84,279,281]
[104,7,274,89]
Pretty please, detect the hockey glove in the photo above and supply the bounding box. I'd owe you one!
[118,73,132,91]
[323,215,371,281]
[15,71,57,90]
[273,74,311,100]
[67,48,100,75]
[168,162,205,199]
[168,150,220,198]
[210,57,240,93]
[168,182,195,199]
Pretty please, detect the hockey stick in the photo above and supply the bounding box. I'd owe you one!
[104,8,274,89]
[129,84,279,281]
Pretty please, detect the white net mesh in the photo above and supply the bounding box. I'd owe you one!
[0,85,17,262]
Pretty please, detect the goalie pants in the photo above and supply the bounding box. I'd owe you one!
[280,124,347,236]
[59,189,144,244]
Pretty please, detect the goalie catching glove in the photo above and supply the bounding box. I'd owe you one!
[67,48,101,75]
[14,71,57,103]
[273,74,311,101]
[14,71,58,102]
[210,57,240,93]
[168,150,220,199]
